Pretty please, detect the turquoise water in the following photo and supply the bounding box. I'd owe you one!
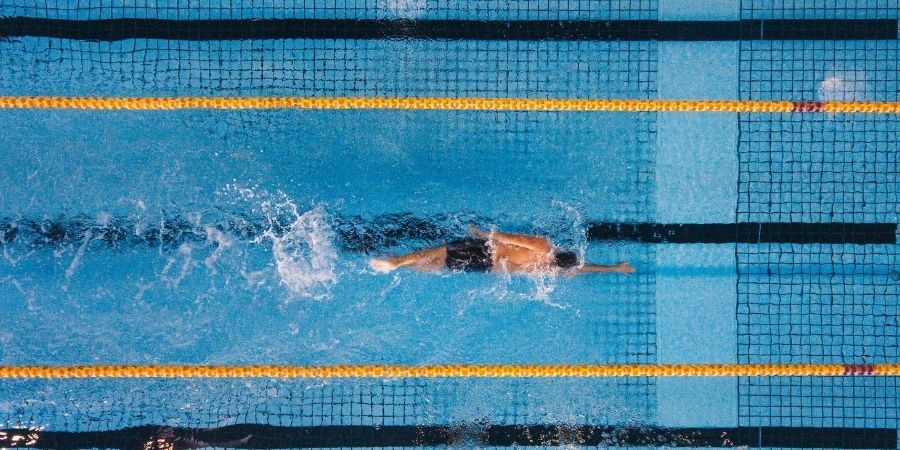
[0,0,898,441]
[0,108,654,365]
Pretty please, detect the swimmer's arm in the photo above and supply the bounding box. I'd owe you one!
[575,262,635,275]
[469,226,552,252]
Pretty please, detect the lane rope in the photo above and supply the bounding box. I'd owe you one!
[0,364,896,378]
[1,97,899,113]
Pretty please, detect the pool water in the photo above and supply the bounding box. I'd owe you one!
[0,0,898,444]
[0,108,655,365]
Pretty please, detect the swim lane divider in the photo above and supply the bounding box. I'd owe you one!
[0,364,896,378]
[1,97,900,113]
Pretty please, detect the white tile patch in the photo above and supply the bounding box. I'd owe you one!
[657,378,738,427]
[658,0,740,21]
[657,42,738,224]
[654,28,741,429]
[655,244,737,427]
[656,244,736,364]
[658,42,738,101]
[656,112,737,223]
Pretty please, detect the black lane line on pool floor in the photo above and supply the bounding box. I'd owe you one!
[0,18,897,41]
[1,219,896,250]
[587,222,898,244]
[1,424,894,449]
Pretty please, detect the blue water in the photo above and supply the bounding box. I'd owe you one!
[0,0,898,439]
[0,107,656,365]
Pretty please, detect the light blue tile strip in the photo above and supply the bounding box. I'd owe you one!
[655,112,737,223]
[656,245,737,365]
[656,245,738,427]
[656,39,739,428]
[656,42,738,223]
[658,0,740,21]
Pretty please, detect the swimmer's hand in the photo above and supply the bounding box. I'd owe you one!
[616,262,635,275]
[369,259,397,273]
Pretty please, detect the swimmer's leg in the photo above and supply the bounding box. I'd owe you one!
[576,261,635,275]
[370,246,448,273]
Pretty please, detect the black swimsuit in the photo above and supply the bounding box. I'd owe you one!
[445,238,493,272]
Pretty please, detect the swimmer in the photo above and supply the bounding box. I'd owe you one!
[370,226,635,275]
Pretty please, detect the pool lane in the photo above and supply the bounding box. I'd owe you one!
[0,38,656,99]
[0,104,657,372]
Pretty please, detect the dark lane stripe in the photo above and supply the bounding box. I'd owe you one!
[2,218,895,250]
[0,18,896,41]
[587,222,898,244]
[0,424,894,448]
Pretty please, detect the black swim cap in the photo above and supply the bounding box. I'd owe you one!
[554,250,579,269]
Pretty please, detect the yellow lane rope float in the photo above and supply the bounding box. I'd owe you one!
[0,364,896,379]
[1,96,899,113]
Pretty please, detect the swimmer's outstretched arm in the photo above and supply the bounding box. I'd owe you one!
[469,226,552,252]
[575,262,635,275]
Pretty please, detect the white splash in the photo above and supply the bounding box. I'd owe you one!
[552,199,588,259]
[96,211,113,226]
[65,230,93,281]
[161,243,194,287]
[468,260,567,309]
[134,279,154,302]
[2,276,37,311]
[203,225,234,271]
[1,220,34,267]
[377,0,427,18]
[380,273,403,297]
[523,270,562,305]
[257,198,338,300]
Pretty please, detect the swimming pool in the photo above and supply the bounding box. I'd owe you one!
[0,1,897,448]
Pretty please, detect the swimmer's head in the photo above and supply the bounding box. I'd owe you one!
[553,250,579,270]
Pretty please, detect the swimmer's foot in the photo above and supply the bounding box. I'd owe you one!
[616,262,636,275]
[369,259,398,273]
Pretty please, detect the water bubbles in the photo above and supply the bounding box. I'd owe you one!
[377,0,428,18]
[203,225,233,272]
[160,243,195,288]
